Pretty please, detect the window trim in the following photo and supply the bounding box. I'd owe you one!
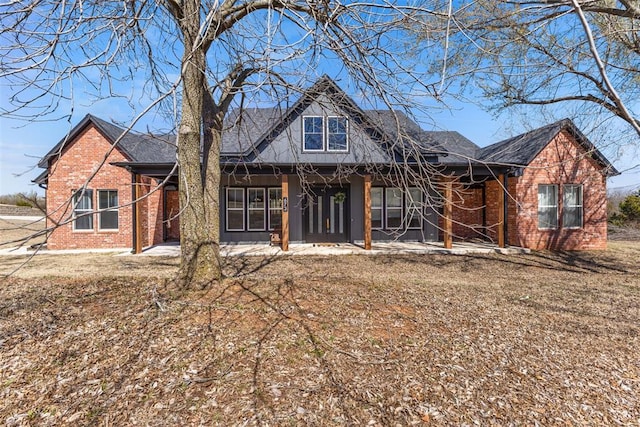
[72,188,94,232]
[406,187,423,230]
[563,184,583,229]
[97,189,119,231]
[247,187,266,231]
[538,184,558,230]
[385,187,404,230]
[268,187,283,231]
[371,187,384,230]
[226,187,245,232]
[302,116,325,152]
[326,116,349,152]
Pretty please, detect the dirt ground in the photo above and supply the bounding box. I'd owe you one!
[1,215,639,425]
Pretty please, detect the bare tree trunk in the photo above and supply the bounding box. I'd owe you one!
[176,1,222,287]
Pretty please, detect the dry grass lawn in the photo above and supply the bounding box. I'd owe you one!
[1,236,639,425]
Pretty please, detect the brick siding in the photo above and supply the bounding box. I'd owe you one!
[45,124,166,250]
[452,130,608,250]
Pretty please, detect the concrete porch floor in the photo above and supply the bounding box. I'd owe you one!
[139,241,531,257]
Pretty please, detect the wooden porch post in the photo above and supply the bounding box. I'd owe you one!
[443,177,453,249]
[497,174,506,248]
[134,174,143,254]
[363,175,372,250]
[281,174,289,251]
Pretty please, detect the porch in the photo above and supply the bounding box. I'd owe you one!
[138,240,530,257]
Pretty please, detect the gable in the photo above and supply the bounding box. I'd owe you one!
[246,93,393,165]
[479,119,619,176]
[42,121,132,170]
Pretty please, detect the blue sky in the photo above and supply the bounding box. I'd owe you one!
[1,87,638,197]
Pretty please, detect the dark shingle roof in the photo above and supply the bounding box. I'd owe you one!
[37,114,177,169]
[221,108,285,155]
[478,118,619,176]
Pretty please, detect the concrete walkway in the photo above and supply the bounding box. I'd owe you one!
[0,239,530,257]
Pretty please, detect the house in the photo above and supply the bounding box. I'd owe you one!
[34,76,619,252]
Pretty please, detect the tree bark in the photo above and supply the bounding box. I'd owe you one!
[175,0,222,287]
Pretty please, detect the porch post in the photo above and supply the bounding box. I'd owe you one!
[134,174,143,254]
[497,173,506,248]
[443,177,453,249]
[364,175,372,250]
[281,174,289,251]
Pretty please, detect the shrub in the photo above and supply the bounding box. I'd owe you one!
[619,191,640,222]
[15,199,33,207]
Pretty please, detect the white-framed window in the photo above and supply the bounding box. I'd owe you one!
[247,188,266,231]
[327,116,348,152]
[303,116,324,151]
[98,190,118,230]
[73,189,93,231]
[563,185,583,229]
[268,188,282,231]
[407,187,422,229]
[385,187,403,229]
[226,188,245,231]
[371,187,383,229]
[538,184,558,229]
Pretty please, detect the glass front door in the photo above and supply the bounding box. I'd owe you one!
[304,186,349,243]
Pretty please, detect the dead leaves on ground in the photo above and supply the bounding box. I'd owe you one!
[1,250,639,425]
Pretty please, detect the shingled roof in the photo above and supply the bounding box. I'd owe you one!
[37,114,177,169]
[478,118,619,176]
[36,79,618,182]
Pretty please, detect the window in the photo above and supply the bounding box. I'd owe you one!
[563,185,583,228]
[303,116,324,151]
[268,188,282,230]
[247,188,266,231]
[538,184,558,229]
[303,116,349,152]
[327,117,348,151]
[98,190,118,230]
[371,187,383,229]
[407,187,422,229]
[385,188,403,229]
[73,189,93,230]
[226,188,245,231]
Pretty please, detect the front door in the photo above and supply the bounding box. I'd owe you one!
[304,186,349,243]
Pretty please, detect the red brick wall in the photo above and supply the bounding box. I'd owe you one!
[450,130,607,251]
[511,130,608,250]
[450,184,484,240]
[483,177,517,244]
[46,125,134,250]
[45,124,167,250]
[165,190,180,240]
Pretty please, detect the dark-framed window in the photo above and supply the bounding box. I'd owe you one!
[303,116,324,151]
[563,185,583,229]
[226,188,245,231]
[327,116,348,151]
[538,184,558,229]
[73,189,93,231]
[98,190,118,230]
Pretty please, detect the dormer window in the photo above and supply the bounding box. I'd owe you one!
[303,116,349,152]
[328,117,348,151]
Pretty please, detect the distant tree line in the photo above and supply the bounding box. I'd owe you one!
[0,192,45,210]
